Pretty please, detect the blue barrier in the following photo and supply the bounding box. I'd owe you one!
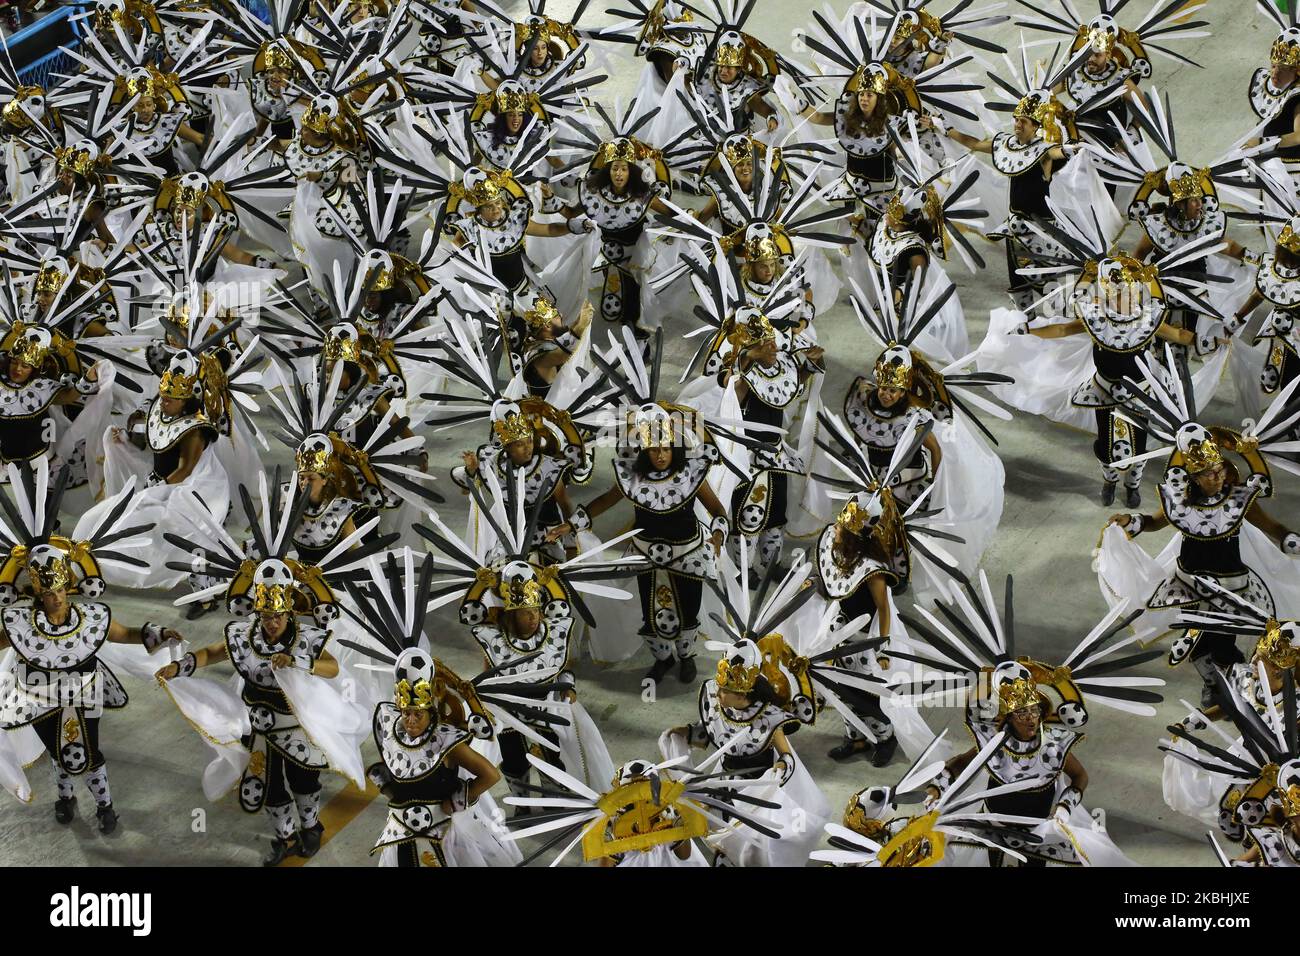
[3,0,272,89]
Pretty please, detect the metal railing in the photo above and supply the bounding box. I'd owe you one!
[4,0,273,87]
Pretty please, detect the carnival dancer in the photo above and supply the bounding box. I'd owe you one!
[0,461,180,833]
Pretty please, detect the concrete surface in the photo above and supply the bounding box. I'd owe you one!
[2,0,1296,867]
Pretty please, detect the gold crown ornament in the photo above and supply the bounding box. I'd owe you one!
[849,62,894,96]
[1182,437,1223,475]
[874,348,913,390]
[295,434,336,475]
[722,136,757,168]
[55,142,99,177]
[1279,217,1300,255]
[1258,620,1300,670]
[2,85,44,129]
[1083,22,1117,54]
[8,326,52,367]
[34,261,68,295]
[455,169,512,207]
[836,496,875,535]
[1279,783,1300,817]
[26,549,74,592]
[715,37,747,67]
[523,297,560,332]
[733,310,776,350]
[258,41,295,73]
[1273,34,1300,68]
[843,796,890,839]
[124,69,161,99]
[157,367,196,399]
[322,326,369,364]
[494,84,530,113]
[1166,165,1210,203]
[745,235,781,261]
[174,177,210,210]
[492,410,535,445]
[715,656,761,693]
[395,677,436,710]
[1012,92,1072,144]
[630,407,676,449]
[996,676,1042,717]
[501,577,545,611]
[596,137,639,166]
[893,7,942,41]
[252,581,296,613]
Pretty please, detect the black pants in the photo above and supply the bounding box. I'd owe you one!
[636,569,704,634]
[1190,630,1245,668]
[499,727,559,780]
[32,709,104,772]
[265,748,322,805]
[1093,409,1148,466]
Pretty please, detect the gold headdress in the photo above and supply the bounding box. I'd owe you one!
[874,346,913,390]
[1084,22,1117,53]
[8,325,53,367]
[1280,783,1300,817]
[0,539,106,596]
[55,141,100,177]
[715,31,747,66]
[253,581,296,613]
[124,68,161,99]
[322,324,372,365]
[35,260,69,295]
[1257,620,1300,670]
[158,361,198,399]
[596,137,639,166]
[175,181,207,210]
[523,297,560,333]
[454,168,513,207]
[996,675,1042,717]
[2,85,45,129]
[494,83,530,113]
[295,433,336,476]
[849,62,893,96]
[580,775,709,861]
[492,408,536,445]
[1166,164,1210,202]
[731,309,776,350]
[1273,30,1300,67]
[259,41,295,73]
[302,95,339,134]
[843,792,890,839]
[1280,217,1300,255]
[1182,437,1223,474]
[27,554,74,590]
[722,135,757,168]
[744,235,780,261]
[628,403,678,449]
[500,577,545,611]
[716,642,762,693]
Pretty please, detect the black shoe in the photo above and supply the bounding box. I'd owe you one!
[54,796,77,824]
[826,739,871,762]
[644,658,675,684]
[678,657,697,683]
[297,823,324,857]
[95,803,118,834]
[185,600,216,621]
[262,836,298,866]
[1100,481,1117,506]
[1125,486,1141,508]
[869,735,899,768]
